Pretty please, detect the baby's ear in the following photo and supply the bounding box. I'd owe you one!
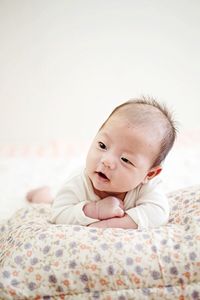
[147,166,162,179]
[142,166,162,183]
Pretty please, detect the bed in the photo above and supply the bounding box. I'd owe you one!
[0,131,200,299]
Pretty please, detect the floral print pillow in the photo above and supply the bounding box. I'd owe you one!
[0,185,200,300]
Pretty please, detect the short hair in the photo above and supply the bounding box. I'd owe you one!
[100,96,178,167]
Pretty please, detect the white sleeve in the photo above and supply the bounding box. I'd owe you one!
[126,178,170,229]
[50,179,99,226]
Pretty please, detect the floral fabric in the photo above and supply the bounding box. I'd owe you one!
[0,185,200,300]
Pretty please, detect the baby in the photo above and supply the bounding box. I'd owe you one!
[27,97,177,229]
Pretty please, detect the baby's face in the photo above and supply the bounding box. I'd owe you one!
[86,115,161,199]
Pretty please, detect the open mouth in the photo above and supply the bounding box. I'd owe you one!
[97,172,109,180]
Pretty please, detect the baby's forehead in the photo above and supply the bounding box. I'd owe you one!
[100,116,157,141]
[110,104,168,133]
[102,111,166,147]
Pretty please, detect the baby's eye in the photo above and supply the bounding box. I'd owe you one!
[98,142,107,150]
[121,157,132,164]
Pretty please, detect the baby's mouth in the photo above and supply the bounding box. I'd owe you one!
[96,171,109,180]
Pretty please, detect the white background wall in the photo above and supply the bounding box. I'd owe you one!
[0,0,200,145]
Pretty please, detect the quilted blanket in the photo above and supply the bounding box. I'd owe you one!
[0,185,200,299]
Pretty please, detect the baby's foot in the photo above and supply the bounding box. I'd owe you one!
[26,186,53,204]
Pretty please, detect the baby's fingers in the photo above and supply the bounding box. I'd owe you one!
[114,207,124,217]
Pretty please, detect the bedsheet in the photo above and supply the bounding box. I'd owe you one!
[0,184,200,299]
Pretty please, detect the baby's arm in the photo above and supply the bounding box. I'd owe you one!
[89,178,169,229]
[51,178,123,225]
[88,214,138,229]
[83,196,124,220]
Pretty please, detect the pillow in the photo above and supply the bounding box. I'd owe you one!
[0,185,200,299]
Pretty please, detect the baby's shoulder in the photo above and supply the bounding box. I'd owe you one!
[139,176,164,196]
[128,176,163,196]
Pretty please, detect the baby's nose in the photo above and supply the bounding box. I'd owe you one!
[101,155,116,170]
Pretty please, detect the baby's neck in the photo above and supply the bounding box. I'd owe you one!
[93,188,126,201]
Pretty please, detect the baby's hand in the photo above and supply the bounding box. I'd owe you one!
[96,196,124,220]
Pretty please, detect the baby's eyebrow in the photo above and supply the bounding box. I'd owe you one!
[100,131,109,138]
[121,147,136,156]
[98,131,111,142]
[123,149,134,155]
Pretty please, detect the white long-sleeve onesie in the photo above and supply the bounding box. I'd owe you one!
[50,168,169,229]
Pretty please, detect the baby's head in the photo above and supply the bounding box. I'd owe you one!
[86,97,177,199]
[101,97,177,167]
